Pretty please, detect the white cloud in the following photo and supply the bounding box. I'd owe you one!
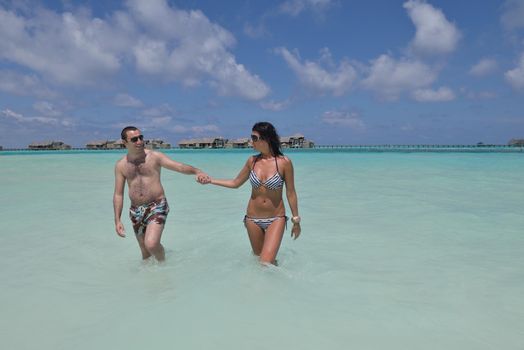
[463,89,497,100]
[243,22,267,38]
[400,123,415,132]
[501,0,524,31]
[1,108,25,122]
[127,0,269,100]
[411,87,455,102]
[192,124,220,133]
[150,116,172,126]
[469,91,497,100]
[171,124,220,134]
[33,101,62,117]
[476,91,497,99]
[321,111,365,130]
[404,0,461,56]
[279,0,333,16]
[142,104,174,118]
[469,58,498,77]
[505,53,524,90]
[277,47,357,96]
[0,1,269,100]
[172,125,188,133]
[1,108,67,125]
[362,54,437,100]
[260,99,290,111]
[113,93,144,108]
[0,70,56,98]
[0,7,131,85]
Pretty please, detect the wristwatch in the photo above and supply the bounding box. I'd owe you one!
[291,216,301,224]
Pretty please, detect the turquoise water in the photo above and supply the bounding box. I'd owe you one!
[1,150,523,349]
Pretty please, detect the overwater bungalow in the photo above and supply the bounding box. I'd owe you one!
[509,138,524,147]
[145,139,171,149]
[28,140,71,150]
[86,140,110,149]
[178,139,196,149]
[106,140,126,149]
[281,134,315,148]
[178,137,227,149]
[178,134,313,149]
[225,138,251,148]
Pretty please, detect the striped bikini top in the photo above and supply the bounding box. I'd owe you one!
[249,156,284,190]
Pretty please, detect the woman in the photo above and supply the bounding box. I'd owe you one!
[208,122,301,265]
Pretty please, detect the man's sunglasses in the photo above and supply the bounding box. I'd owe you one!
[251,134,261,142]
[129,135,144,143]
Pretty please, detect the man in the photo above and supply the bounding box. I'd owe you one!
[113,126,209,261]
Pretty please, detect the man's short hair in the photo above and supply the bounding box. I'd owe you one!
[121,126,138,140]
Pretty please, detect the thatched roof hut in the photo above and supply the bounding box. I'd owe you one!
[106,139,125,149]
[280,134,314,148]
[178,138,197,149]
[145,139,171,149]
[86,140,109,149]
[178,137,226,149]
[28,140,71,150]
[302,139,315,148]
[509,138,524,147]
[225,138,251,148]
[281,134,304,148]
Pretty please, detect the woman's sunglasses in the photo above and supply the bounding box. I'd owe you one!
[251,134,261,142]
[129,135,144,143]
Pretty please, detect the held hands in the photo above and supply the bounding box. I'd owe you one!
[196,171,211,184]
[115,221,126,237]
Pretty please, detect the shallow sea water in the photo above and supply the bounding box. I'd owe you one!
[1,149,523,349]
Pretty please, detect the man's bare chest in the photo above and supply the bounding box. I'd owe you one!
[123,159,159,180]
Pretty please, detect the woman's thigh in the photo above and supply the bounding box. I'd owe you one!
[244,219,265,255]
[259,218,286,262]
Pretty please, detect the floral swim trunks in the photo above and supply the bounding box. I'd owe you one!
[129,198,170,236]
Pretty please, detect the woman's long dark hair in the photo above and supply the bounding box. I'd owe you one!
[252,122,283,157]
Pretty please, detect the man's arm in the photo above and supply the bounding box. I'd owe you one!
[113,162,126,237]
[157,152,209,183]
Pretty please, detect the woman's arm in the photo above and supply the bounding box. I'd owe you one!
[210,157,252,189]
[283,157,301,239]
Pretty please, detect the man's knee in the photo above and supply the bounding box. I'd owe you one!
[144,237,161,251]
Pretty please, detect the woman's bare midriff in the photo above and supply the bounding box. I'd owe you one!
[246,189,285,217]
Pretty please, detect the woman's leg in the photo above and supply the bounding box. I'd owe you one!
[259,218,286,264]
[244,218,265,256]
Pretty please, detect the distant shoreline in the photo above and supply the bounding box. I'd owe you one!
[1,145,523,153]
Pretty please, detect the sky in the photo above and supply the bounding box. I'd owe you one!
[1,0,524,148]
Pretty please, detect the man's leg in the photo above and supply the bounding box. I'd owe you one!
[144,222,165,262]
[135,233,152,260]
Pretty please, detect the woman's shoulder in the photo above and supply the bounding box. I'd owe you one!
[276,155,292,170]
[245,154,259,166]
[278,155,291,163]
